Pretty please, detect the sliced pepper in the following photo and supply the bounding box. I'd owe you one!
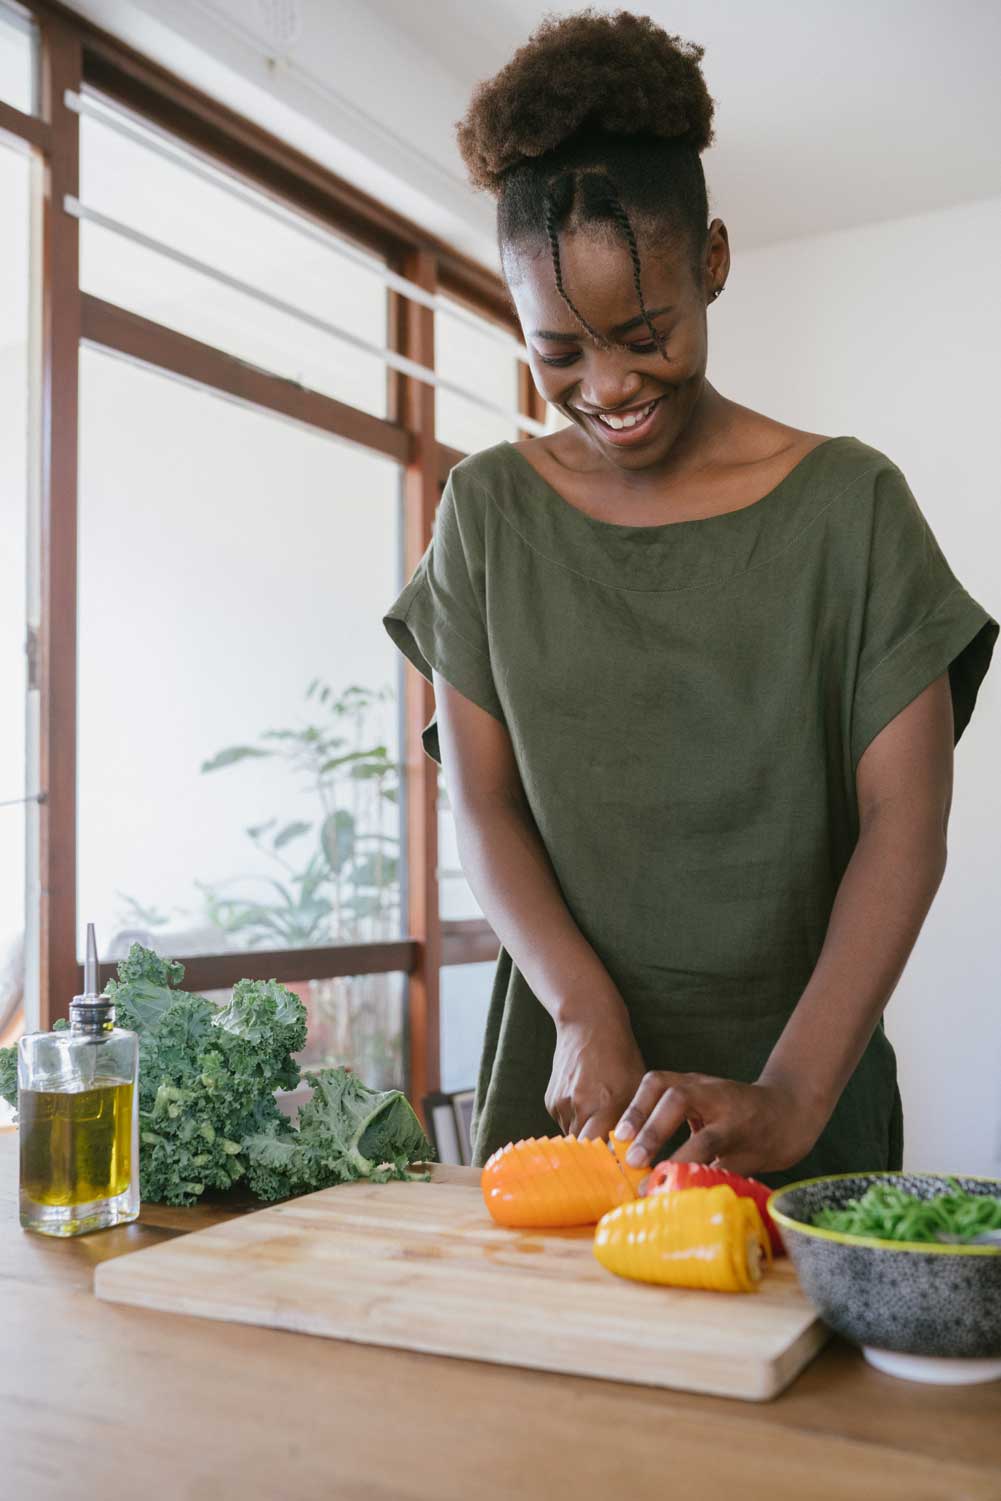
[608,1131,650,1195]
[645,1159,785,1256]
[481,1134,643,1228]
[594,1183,772,1293]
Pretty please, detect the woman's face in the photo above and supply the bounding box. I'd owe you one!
[506,220,728,473]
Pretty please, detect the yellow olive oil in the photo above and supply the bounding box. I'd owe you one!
[19,1079,134,1207]
[18,923,140,1235]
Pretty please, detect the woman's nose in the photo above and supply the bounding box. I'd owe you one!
[579,360,645,412]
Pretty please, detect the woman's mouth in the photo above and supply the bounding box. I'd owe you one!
[578,397,665,446]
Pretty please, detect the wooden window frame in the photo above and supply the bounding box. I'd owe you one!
[10,0,548,1106]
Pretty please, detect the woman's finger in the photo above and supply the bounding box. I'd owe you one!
[578,1107,619,1142]
[623,1082,695,1167]
[614,1071,687,1144]
[546,1094,569,1134]
[670,1121,729,1165]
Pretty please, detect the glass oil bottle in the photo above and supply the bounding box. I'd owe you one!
[18,924,139,1236]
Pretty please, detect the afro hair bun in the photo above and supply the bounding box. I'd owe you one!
[456,8,716,195]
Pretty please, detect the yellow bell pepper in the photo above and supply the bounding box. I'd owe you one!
[594,1183,772,1292]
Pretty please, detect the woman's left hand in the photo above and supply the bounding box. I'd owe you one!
[613,1070,828,1177]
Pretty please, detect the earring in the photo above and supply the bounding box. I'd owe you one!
[711,284,726,301]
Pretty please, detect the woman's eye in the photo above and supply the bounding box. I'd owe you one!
[537,337,666,367]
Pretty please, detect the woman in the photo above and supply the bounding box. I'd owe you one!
[383,12,998,1184]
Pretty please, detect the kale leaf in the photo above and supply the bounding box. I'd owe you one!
[106,947,295,1204]
[244,1067,431,1200]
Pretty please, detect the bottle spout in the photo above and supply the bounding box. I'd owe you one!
[84,922,99,997]
[72,923,113,1032]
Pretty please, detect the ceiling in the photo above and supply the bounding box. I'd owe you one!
[64,0,1001,272]
[367,0,1001,241]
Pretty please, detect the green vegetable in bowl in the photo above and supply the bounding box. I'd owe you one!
[0,944,431,1206]
[813,1180,1001,1243]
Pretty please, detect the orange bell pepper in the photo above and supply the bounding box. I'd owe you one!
[481,1133,646,1228]
[608,1130,649,1193]
[594,1183,772,1292]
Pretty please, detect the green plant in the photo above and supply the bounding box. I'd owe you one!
[112,682,406,1088]
[115,893,172,930]
[197,679,401,949]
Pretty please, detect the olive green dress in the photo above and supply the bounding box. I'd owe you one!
[383,436,998,1183]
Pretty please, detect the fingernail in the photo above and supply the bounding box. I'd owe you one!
[615,1120,634,1141]
[626,1144,647,1167]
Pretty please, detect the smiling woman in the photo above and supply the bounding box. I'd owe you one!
[383,9,999,1181]
[456,10,726,489]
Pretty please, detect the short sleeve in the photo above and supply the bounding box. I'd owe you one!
[382,466,506,764]
[850,462,998,772]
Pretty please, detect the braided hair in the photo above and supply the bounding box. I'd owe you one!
[455,9,717,352]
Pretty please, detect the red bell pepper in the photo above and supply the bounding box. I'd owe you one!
[645,1160,785,1256]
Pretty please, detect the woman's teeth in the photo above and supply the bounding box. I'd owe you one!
[597,401,657,430]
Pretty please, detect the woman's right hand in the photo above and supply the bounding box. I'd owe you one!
[546,1009,647,1140]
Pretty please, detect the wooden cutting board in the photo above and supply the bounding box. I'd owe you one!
[94,1173,827,1400]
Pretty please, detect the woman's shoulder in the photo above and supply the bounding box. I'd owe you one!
[735,418,907,513]
[728,415,901,489]
[433,444,518,560]
[445,441,517,493]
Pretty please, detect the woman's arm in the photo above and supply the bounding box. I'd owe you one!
[433,669,646,1138]
[615,672,954,1173]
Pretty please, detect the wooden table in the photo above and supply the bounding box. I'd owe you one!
[3,1132,999,1501]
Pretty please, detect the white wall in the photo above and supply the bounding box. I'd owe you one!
[710,193,1001,1175]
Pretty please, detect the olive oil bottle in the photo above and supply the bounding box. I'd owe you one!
[18,925,139,1236]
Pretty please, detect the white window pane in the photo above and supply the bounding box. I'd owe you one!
[0,140,31,1054]
[289,972,405,1091]
[437,772,482,920]
[78,348,404,960]
[0,2,35,115]
[435,295,520,454]
[79,97,388,418]
[440,961,495,1094]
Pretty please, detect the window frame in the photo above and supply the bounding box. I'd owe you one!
[10,0,547,1109]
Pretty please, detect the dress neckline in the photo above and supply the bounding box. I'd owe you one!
[500,434,853,534]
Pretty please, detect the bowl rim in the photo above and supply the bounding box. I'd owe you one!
[767,1170,1001,1256]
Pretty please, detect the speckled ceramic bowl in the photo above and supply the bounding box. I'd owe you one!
[768,1172,1001,1384]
